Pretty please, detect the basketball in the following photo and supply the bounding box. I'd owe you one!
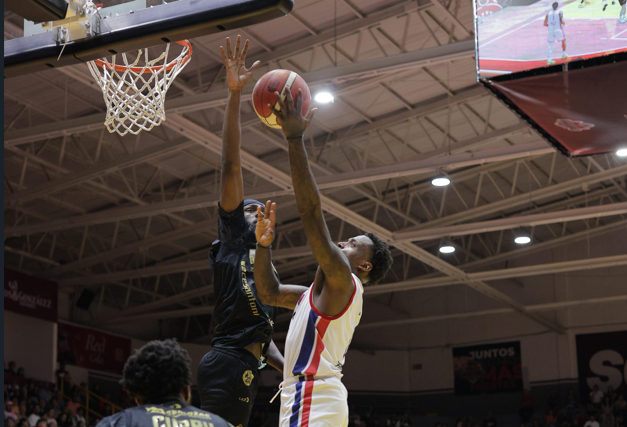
[252,69,311,129]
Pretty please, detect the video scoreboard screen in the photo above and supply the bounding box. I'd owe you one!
[475,0,627,79]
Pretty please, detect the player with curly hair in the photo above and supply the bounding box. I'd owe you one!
[253,88,394,427]
[97,339,232,427]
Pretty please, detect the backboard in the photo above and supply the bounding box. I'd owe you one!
[4,0,294,78]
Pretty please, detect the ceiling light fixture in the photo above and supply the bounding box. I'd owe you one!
[616,148,627,157]
[314,92,334,103]
[514,236,531,245]
[439,245,456,254]
[431,177,451,187]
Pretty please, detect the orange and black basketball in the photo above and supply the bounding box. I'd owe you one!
[252,69,311,129]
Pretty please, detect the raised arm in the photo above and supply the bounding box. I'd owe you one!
[254,201,308,310]
[219,36,260,212]
[268,90,353,291]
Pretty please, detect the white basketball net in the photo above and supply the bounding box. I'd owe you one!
[87,41,192,136]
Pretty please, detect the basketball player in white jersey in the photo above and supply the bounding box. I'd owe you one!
[253,89,393,427]
[619,0,626,23]
[544,2,567,65]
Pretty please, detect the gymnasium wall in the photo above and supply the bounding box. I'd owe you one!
[4,310,57,383]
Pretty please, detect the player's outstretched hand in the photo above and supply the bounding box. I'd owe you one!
[220,35,261,91]
[268,88,317,140]
[256,200,277,248]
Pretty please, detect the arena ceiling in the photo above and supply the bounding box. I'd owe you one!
[4,0,627,347]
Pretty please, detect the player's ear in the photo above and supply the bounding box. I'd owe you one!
[358,261,372,272]
[182,386,192,404]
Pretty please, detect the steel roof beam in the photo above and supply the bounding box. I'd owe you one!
[5,139,548,236]
[393,202,627,242]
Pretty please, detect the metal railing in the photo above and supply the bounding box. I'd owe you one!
[60,378,124,424]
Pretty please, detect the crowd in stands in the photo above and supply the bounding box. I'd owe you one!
[519,386,626,427]
[4,361,128,427]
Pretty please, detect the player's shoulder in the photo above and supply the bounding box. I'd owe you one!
[96,411,125,427]
[178,405,233,427]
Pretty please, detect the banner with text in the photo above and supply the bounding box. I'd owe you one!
[4,269,58,322]
[576,331,627,402]
[453,341,523,395]
[58,323,131,375]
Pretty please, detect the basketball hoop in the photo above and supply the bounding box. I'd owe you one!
[87,40,193,136]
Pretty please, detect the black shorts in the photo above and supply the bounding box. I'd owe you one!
[197,347,259,427]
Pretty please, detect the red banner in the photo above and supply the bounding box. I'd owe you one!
[4,269,58,322]
[58,323,132,375]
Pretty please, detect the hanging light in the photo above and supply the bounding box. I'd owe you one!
[514,236,531,245]
[616,148,627,157]
[439,245,456,254]
[314,92,334,103]
[431,177,451,187]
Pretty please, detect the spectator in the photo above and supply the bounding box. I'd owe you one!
[387,414,398,427]
[400,413,411,427]
[17,419,30,427]
[615,395,626,416]
[606,387,617,405]
[574,410,586,427]
[484,411,497,427]
[5,362,18,376]
[590,386,604,406]
[65,400,79,418]
[54,365,69,390]
[56,414,71,427]
[521,390,535,423]
[566,388,577,421]
[34,419,46,427]
[5,402,18,421]
[18,404,27,419]
[557,408,571,427]
[70,409,84,427]
[16,369,26,378]
[546,410,557,427]
[27,406,41,427]
[44,410,58,427]
[532,420,541,427]
[548,389,561,412]
[584,415,599,427]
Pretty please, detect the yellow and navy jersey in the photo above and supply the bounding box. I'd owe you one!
[97,400,232,427]
[209,201,277,352]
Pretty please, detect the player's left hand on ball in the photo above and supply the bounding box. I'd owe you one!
[268,88,317,140]
[256,200,277,248]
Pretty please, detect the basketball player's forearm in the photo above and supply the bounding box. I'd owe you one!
[266,340,284,373]
[287,138,350,277]
[220,90,244,211]
[254,246,304,309]
[254,245,281,303]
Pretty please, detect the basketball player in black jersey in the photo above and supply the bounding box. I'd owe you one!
[97,339,231,427]
[196,36,284,427]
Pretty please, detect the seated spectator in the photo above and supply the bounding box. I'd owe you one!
[584,415,599,427]
[6,418,17,427]
[606,388,617,405]
[56,414,71,427]
[521,390,535,423]
[18,404,27,419]
[17,419,30,427]
[34,419,46,427]
[532,420,541,427]
[557,408,571,427]
[27,406,41,427]
[484,411,497,427]
[400,413,411,427]
[16,369,25,378]
[5,402,18,421]
[615,395,627,416]
[70,409,84,427]
[387,414,398,427]
[65,400,79,418]
[574,410,586,427]
[546,410,557,427]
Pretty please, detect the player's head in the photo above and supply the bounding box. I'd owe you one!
[244,199,265,227]
[552,2,558,9]
[337,232,393,286]
[121,339,193,406]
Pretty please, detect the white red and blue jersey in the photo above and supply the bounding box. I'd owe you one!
[279,274,363,427]
[283,274,363,381]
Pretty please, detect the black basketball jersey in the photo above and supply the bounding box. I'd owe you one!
[97,400,232,427]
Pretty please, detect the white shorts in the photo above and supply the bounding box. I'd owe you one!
[548,28,565,42]
[280,376,348,427]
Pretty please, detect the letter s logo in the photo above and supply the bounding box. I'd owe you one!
[586,350,625,391]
